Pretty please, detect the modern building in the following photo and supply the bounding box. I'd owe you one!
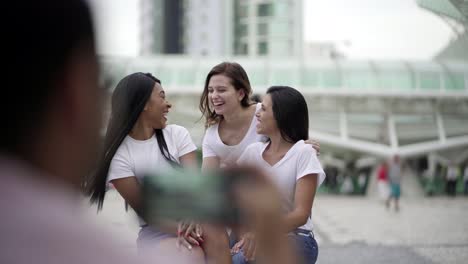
[140,0,185,55]
[183,0,232,56]
[139,0,304,57]
[303,42,346,59]
[232,0,303,57]
[101,55,468,156]
[417,0,468,61]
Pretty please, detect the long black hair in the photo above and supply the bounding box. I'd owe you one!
[86,72,177,209]
[267,86,309,143]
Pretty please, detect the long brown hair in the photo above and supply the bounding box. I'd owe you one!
[199,62,253,127]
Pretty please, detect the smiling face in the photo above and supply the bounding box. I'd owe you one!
[143,82,172,129]
[255,94,278,136]
[207,74,246,116]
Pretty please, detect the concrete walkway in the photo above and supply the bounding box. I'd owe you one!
[313,195,468,264]
[84,190,468,264]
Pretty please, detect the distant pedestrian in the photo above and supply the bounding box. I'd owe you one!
[377,162,389,200]
[446,164,458,197]
[386,155,402,212]
[463,165,468,196]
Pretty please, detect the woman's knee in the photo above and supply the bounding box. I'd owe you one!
[140,237,205,264]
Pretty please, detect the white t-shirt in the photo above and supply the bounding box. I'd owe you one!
[447,166,458,180]
[202,103,264,167]
[108,125,197,226]
[108,124,197,184]
[237,140,326,232]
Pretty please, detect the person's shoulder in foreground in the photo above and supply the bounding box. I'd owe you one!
[1,0,147,263]
[0,156,144,264]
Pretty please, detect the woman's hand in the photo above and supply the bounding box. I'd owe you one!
[305,139,320,156]
[231,231,256,261]
[177,220,203,250]
[240,232,256,261]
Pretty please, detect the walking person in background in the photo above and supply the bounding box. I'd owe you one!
[377,161,390,201]
[236,86,326,264]
[446,163,458,197]
[386,155,402,212]
[463,164,468,196]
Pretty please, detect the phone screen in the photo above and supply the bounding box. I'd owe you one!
[142,168,241,226]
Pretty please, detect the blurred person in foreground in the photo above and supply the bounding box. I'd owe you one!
[0,1,140,263]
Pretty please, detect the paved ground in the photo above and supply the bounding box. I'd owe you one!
[313,195,468,264]
[85,190,468,263]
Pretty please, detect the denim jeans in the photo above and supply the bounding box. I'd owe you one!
[231,232,318,264]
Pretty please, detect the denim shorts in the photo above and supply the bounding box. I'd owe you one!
[231,229,318,264]
[136,225,175,252]
[289,229,319,264]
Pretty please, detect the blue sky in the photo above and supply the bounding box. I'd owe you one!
[89,0,455,60]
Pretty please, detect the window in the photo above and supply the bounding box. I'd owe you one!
[258,41,268,55]
[257,3,273,17]
[238,24,248,37]
[235,42,248,55]
[322,71,342,88]
[240,43,248,55]
[419,72,440,90]
[239,5,248,17]
[257,23,268,36]
[444,73,465,90]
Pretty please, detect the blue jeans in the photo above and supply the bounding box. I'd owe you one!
[231,233,318,264]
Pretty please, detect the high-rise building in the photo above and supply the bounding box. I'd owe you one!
[140,0,303,57]
[184,0,233,56]
[140,0,185,55]
[232,0,303,57]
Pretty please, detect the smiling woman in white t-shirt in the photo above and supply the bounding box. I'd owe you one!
[85,72,210,263]
[234,86,325,264]
[199,62,320,170]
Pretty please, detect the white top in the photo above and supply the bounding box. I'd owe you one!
[388,161,401,184]
[108,124,197,184]
[447,166,458,180]
[237,140,326,232]
[202,103,264,167]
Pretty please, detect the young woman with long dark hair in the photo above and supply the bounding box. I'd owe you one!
[234,86,326,264]
[85,72,206,263]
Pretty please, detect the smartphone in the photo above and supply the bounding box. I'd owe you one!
[141,168,251,226]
